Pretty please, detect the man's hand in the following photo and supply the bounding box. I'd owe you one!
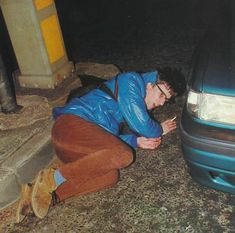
[137,137,161,149]
[161,119,177,135]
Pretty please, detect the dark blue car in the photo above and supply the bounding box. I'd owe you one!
[180,0,235,194]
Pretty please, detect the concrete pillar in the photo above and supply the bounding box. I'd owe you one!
[0,0,73,89]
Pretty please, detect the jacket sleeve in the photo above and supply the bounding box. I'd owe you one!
[119,134,138,148]
[117,73,163,138]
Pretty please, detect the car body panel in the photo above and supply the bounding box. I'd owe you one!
[188,0,235,97]
[180,0,235,193]
[181,109,235,193]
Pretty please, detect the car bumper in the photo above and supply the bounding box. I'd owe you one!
[180,107,235,194]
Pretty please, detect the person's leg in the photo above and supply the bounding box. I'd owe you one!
[56,170,119,201]
[57,144,132,182]
[52,114,133,188]
[32,115,133,218]
[52,115,133,163]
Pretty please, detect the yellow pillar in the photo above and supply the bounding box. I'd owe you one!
[0,0,73,89]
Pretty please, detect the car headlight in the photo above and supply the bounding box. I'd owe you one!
[187,90,235,125]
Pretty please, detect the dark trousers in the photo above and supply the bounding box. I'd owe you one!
[51,115,133,201]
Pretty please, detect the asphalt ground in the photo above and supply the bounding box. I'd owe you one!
[1,0,235,232]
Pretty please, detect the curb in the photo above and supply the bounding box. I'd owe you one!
[0,120,55,210]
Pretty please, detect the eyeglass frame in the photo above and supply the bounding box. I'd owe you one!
[155,83,171,102]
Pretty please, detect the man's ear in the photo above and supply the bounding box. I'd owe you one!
[146,83,153,90]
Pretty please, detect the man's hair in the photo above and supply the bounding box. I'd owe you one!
[157,67,186,97]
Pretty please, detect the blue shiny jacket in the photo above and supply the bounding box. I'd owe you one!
[53,71,163,148]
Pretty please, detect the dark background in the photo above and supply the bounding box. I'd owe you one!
[0,0,222,80]
[55,0,221,71]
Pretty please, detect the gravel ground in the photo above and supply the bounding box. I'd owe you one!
[1,0,235,232]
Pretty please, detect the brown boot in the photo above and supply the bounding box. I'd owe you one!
[31,168,58,219]
[16,183,33,223]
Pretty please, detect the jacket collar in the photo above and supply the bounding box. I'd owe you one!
[142,71,158,85]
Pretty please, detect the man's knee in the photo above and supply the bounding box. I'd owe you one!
[115,144,134,168]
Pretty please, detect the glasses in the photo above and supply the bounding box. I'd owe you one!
[156,83,171,102]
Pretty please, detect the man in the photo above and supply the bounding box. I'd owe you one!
[16,67,186,222]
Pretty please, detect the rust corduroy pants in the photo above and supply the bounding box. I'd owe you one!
[51,115,133,201]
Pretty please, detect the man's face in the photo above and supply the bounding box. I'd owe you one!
[145,82,173,110]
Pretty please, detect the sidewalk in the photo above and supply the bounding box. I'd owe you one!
[0,63,120,211]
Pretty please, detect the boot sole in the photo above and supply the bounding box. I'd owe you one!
[31,170,49,219]
[16,184,32,223]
